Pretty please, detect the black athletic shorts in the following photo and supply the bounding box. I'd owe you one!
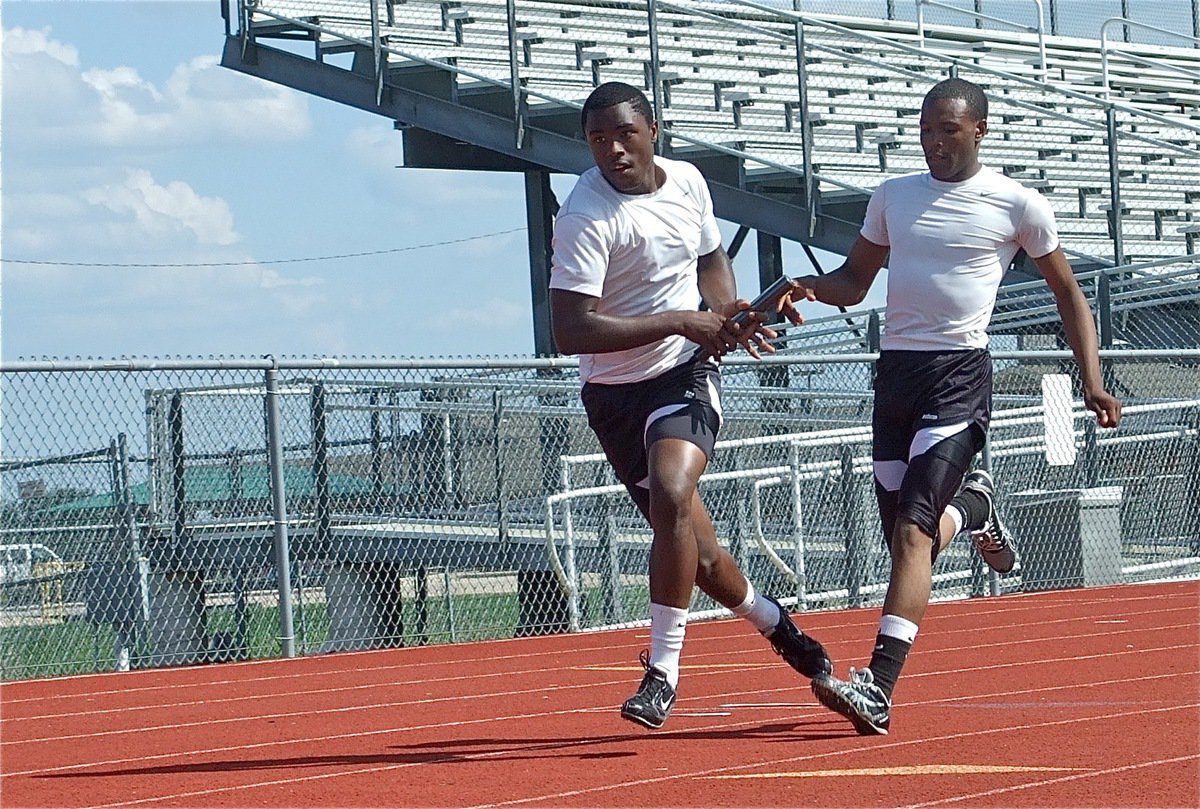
[872,349,991,542]
[580,357,721,518]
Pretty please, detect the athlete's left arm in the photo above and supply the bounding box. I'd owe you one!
[1032,247,1122,428]
[696,246,780,359]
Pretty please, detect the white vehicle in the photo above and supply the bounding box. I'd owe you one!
[0,543,64,584]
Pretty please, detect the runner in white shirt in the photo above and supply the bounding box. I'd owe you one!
[789,78,1122,736]
[549,82,832,730]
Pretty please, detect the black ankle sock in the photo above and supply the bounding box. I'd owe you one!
[868,634,911,698]
[950,487,990,532]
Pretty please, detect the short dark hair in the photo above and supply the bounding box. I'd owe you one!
[581,82,655,132]
[924,77,988,120]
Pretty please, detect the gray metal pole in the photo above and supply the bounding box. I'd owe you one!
[264,367,296,658]
[647,0,663,152]
[794,20,816,238]
[369,0,382,104]
[1106,107,1125,266]
[506,0,525,148]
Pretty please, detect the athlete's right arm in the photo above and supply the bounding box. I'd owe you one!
[549,288,729,357]
[789,236,888,308]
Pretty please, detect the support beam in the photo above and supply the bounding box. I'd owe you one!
[525,171,558,357]
[219,38,857,253]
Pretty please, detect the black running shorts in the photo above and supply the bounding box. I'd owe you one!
[580,358,721,518]
[872,349,991,543]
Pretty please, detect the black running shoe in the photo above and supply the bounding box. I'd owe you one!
[761,594,833,679]
[962,469,1016,574]
[811,668,891,736]
[620,650,676,729]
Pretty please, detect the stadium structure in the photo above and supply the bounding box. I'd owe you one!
[219,0,1200,353]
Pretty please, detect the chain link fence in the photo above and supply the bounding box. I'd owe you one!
[2,351,1196,679]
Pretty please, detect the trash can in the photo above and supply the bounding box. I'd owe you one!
[1007,486,1123,592]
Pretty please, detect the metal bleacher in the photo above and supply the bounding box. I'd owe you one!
[220,0,1200,346]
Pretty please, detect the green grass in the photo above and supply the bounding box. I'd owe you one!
[0,620,119,679]
[0,580,666,680]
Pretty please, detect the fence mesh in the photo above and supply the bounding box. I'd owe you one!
[2,353,1196,679]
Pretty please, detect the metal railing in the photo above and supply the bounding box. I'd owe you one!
[1100,17,1200,98]
[916,0,1047,78]
[234,0,1200,266]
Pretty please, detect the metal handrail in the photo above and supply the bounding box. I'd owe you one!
[1100,17,1200,99]
[232,0,1200,267]
[917,0,1046,79]
[725,0,1200,135]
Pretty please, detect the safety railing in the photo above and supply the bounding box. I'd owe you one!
[1100,17,1200,98]
[235,0,1200,267]
[916,0,1047,79]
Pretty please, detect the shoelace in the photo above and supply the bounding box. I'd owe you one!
[848,666,875,687]
[973,521,1007,552]
[637,648,652,671]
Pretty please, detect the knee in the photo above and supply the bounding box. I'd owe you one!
[891,520,934,561]
[649,477,693,526]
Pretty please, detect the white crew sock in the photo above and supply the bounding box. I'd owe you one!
[648,603,688,688]
[944,503,965,536]
[878,613,920,644]
[730,578,781,634]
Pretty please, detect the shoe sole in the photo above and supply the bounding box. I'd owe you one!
[620,709,667,729]
[811,676,889,736]
[977,544,1016,574]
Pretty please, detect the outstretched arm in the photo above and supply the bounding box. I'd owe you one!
[1033,248,1121,428]
[786,236,889,309]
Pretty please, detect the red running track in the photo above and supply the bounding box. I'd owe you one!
[2,580,1197,808]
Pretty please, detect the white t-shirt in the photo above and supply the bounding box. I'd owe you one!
[861,166,1059,351]
[549,156,723,384]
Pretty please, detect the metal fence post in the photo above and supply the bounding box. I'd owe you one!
[310,382,331,550]
[790,443,808,610]
[492,390,511,549]
[979,436,1000,597]
[265,366,296,658]
[168,391,187,547]
[369,390,385,498]
[839,443,863,608]
[108,436,134,670]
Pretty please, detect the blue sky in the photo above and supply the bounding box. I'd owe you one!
[1,0,870,361]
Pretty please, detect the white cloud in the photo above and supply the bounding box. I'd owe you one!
[1,24,78,66]
[80,169,239,246]
[2,26,310,151]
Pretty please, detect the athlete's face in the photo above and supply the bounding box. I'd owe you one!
[920,96,986,182]
[585,101,660,195]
